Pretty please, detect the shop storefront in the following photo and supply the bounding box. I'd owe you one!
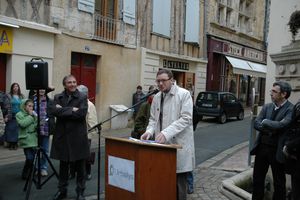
[140,48,207,102]
[207,36,267,106]
[0,16,60,94]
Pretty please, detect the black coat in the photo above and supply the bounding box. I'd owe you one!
[50,89,90,162]
[284,102,300,177]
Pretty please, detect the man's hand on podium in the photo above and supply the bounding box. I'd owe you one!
[155,132,166,144]
[140,132,151,140]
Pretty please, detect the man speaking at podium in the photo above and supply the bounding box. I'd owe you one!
[141,69,195,200]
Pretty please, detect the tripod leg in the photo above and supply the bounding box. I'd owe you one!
[41,148,59,178]
[23,151,38,192]
[23,149,38,200]
[22,160,31,180]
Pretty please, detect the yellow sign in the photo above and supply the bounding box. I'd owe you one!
[0,27,13,53]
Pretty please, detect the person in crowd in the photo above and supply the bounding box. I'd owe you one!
[0,91,9,144]
[250,81,294,200]
[16,99,38,180]
[186,106,199,194]
[69,85,98,181]
[131,94,154,139]
[30,89,55,177]
[50,75,90,200]
[148,85,155,94]
[141,69,195,200]
[4,83,24,150]
[282,101,300,200]
[132,85,145,119]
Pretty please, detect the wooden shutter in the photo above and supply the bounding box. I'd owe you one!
[185,0,200,43]
[123,0,136,25]
[152,0,171,37]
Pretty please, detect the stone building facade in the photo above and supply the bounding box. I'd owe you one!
[266,0,300,104]
[0,0,207,128]
[205,0,268,106]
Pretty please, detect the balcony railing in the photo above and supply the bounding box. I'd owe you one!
[94,14,125,45]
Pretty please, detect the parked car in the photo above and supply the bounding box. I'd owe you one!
[195,91,244,124]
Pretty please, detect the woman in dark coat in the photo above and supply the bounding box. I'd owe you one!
[50,75,90,200]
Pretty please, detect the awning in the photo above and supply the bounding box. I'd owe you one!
[247,61,267,77]
[225,56,266,78]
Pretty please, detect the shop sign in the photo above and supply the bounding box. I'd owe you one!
[163,59,189,71]
[108,155,135,192]
[223,43,242,56]
[0,27,13,53]
[244,48,264,62]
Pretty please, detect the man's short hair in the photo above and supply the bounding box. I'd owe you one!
[62,75,76,86]
[137,85,142,90]
[156,69,173,79]
[273,81,292,99]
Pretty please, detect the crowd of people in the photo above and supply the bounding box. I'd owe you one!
[0,71,300,200]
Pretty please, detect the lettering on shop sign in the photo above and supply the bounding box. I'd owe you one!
[108,155,135,192]
[163,59,189,71]
[0,30,9,45]
[0,28,13,53]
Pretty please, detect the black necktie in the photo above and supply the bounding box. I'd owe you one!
[159,93,164,131]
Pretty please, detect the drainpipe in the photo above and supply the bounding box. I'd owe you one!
[263,0,270,50]
[203,0,208,59]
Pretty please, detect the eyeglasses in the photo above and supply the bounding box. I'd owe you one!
[270,89,280,94]
[155,78,171,84]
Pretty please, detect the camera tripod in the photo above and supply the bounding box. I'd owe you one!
[23,89,58,200]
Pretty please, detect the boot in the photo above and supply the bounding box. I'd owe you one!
[76,188,85,200]
[53,190,67,200]
[76,192,85,200]
[21,160,31,180]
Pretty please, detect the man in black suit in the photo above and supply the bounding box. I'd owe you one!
[251,81,294,200]
[282,101,300,200]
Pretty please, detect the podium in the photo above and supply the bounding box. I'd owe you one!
[105,136,180,200]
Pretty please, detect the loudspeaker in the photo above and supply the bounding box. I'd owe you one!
[25,59,48,89]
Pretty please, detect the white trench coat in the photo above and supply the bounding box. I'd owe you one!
[146,84,195,173]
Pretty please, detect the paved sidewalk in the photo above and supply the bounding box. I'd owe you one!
[188,142,250,200]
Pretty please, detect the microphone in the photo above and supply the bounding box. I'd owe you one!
[141,89,159,100]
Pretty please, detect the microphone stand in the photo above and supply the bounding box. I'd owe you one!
[89,91,157,200]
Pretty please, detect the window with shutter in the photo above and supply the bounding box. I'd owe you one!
[152,0,171,37]
[123,0,136,25]
[185,0,200,43]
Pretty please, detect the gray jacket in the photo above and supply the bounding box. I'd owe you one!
[251,101,294,163]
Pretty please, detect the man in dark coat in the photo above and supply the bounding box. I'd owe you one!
[282,101,300,200]
[250,81,294,200]
[132,85,145,119]
[50,75,90,200]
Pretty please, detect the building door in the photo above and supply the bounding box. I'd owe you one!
[172,71,195,99]
[0,54,6,91]
[71,52,97,103]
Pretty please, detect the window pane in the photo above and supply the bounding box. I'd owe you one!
[84,55,96,67]
[152,0,171,36]
[71,52,80,66]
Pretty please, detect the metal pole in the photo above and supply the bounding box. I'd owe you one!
[248,87,257,166]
